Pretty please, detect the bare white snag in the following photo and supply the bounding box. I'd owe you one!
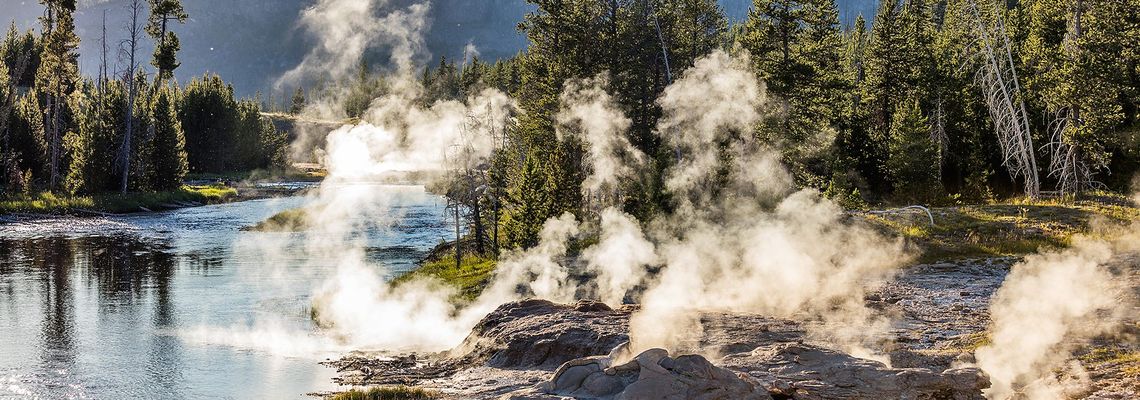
[119,0,146,194]
[967,0,1040,198]
[1045,0,1102,196]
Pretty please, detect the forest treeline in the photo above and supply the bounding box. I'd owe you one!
[381,0,1139,252]
[0,0,286,197]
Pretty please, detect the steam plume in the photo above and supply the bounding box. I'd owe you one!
[970,220,1136,399]
[277,0,429,91]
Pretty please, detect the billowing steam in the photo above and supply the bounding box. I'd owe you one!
[556,75,644,198]
[197,36,912,360]
[277,0,429,90]
[195,5,1137,398]
[969,220,1137,399]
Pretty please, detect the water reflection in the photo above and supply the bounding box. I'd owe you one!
[0,188,452,399]
[0,235,181,398]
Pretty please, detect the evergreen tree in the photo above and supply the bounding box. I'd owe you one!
[887,97,942,202]
[179,74,238,173]
[7,91,47,182]
[232,99,265,171]
[36,0,81,190]
[503,155,551,249]
[662,0,728,72]
[69,80,125,193]
[501,0,605,247]
[933,0,1000,199]
[860,0,938,192]
[741,0,847,186]
[289,87,306,115]
[1022,0,1131,193]
[344,58,383,117]
[860,0,906,189]
[147,0,188,81]
[1,23,40,87]
[149,85,186,190]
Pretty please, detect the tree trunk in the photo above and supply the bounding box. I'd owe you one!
[121,0,144,194]
[454,202,461,270]
[472,198,485,255]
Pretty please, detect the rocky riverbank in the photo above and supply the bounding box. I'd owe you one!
[323,255,1139,400]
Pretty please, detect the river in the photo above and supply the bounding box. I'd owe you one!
[0,185,453,399]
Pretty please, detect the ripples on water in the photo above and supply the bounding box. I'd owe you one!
[0,185,453,399]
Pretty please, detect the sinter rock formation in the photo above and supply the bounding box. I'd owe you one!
[331,299,991,399]
[504,347,770,400]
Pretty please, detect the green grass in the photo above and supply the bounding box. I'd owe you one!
[0,184,239,214]
[863,196,1140,262]
[245,207,309,231]
[393,254,498,302]
[328,386,438,400]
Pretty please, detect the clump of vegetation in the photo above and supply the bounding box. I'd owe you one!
[393,254,497,302]
[245,207,310,232]
[328,386,438,400]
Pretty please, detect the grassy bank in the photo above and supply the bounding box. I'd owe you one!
[863,193,1140,263]
[393,254,497,302]
[0,184,239,215]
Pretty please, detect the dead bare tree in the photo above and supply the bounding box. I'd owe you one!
[100,10,109,89]
[967,0,1040,198]
[1044,0,1102,195]
[118,0,146,193]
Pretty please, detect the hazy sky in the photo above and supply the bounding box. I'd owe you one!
[1,0,877,96]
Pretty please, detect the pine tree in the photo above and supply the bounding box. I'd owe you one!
[932,0,999,199]
[147,0,188,81]
[887,97,942,202]
[7,91,47,181]
[1,23,40,88]
[69,80,126,193]
[742,0,803,115]
[36,0,81,190]
[740,0,847,186]
[1022,0,1127,193]
[860,0,938,192]
[831,14,871,201]
[503,155,551,249]
[149,85,186,190]
[289,87,306,115]
[179,74,238,173]
[501,0,605,247]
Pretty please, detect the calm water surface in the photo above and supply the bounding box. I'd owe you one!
[0,185,452,399]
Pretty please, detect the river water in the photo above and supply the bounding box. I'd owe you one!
[0,185,453,399]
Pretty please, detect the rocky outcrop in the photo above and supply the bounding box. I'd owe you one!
[328,299,994,399]
[721,343,989,400]
[505,347,770,400]
[458,299,633,369]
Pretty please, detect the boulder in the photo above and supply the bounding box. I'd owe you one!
[721,343,989,400]
[459,299,633,369]
[504,347,771,400]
